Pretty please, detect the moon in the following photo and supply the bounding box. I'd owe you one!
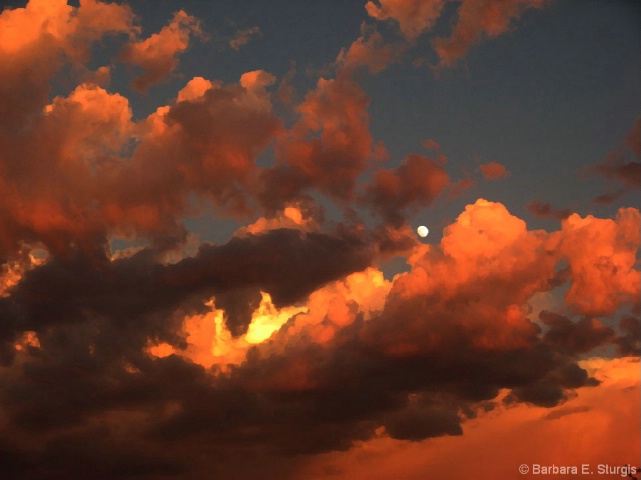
[417,225,429,238]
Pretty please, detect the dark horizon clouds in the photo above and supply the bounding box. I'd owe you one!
[0,0,639,479]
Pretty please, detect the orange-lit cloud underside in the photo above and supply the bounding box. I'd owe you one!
[296,357,640,480]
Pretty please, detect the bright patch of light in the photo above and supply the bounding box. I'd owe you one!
[245,292,307,344]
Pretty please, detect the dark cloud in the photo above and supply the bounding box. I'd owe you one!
[0,2,638,479]
[363,153,450,225]
[592,189,626,206]
[544,405,591,420]
[525,201,573,221]
[214,287,264,336]
[614,315,641,357]
[540,310,614,355]
[582,118,641,204]
[0,201,633,479]
[258,74,373,211]
[0,228,375,348]
[383,404,463,441]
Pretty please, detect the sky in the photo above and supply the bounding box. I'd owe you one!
[0,0,639,479]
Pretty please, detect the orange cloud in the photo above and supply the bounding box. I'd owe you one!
[0,243,47,297]
[479,160,509,179]
[120,10,203,92]
[337,23,404,74]
[0,66,282,261]
[149,294,306,370]
[362,199,560,356]
[365,0,445,40]
[283,267,391,340]
[447,177,474,198]
[365,0,549,69]
[234,204,319,237]
[1,3,638,479]
[0,0,135,57]
[295,357,640,480]
[560,208,640,317]
[134,71,280,217]
[1,194,638,477]
[421,138,445,158]
[0,82,136,258]
[261,74,373,210]
[175,76,218,103]
[0,0,135,133]
[433,0,547,69]
[364,153,450,225]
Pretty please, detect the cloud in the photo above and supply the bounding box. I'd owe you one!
[432,0,547,69]
[365,0,548,69]
[259,74,373,210]
[0,0,135,132]
[295,357,640,480]
[582,118,641,204]
[0,227,375,350]
[337,23,404,74]
[144,70,280,216]
[175,76,217,102]
[0,2,638,478]
[234,203,321,237]
[120,10,203,92]
[592,189,627,206]
[365,0,445,41]
[525,201,572,220]
[363,153,450,225]
[383,404,463,440]
[0,69,282,261]
[447,177,474,199]
[479,161,509,179]
[613,315,641,356]
[0,82,136,259]
[559,208,640,317]
[539,310,614,355]
[0,198,639,478]
[229,26,261,51]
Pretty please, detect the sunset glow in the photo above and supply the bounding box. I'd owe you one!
[0,0,638,479]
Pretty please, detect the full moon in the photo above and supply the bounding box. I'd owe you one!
[417,225,429,238]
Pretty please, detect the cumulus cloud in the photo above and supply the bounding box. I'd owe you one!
[559,208,640,317]
[0,196,639,478]
[0,0,135,132]
[259,74,373,210]
[0,71,281,261]
[0,2,638,479]
[120,10,204,92]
